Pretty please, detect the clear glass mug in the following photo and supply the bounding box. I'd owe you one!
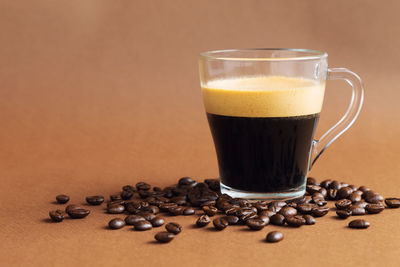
[199,49,364,200]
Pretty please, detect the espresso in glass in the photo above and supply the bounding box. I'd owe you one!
[202,76,324,196]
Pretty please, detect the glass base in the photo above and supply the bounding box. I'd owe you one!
[220,182,306,201]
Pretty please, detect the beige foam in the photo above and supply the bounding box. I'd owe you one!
[202,76,325,117]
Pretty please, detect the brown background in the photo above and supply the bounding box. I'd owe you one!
[0,0,399,266]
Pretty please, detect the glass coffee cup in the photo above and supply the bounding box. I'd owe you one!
[199,49,364,200]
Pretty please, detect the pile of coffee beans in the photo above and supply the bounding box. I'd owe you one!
[48,177,399,244]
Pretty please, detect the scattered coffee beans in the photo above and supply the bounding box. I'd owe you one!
[109,218,125,229]
[366,203,385,214]
[183,207,195,215]
[49,210,65,222]
[66,205,90,219]
[196,215,211,227]
[86,195,104,205]
[270,214,285,226]
[246,218,267,230]
[107,204,125,214]
[285,215,306,227]
[165,222,182,234]
[155,231,175,243]
[385,198,400,208]
[150,217,165,227]
[213,217,229,230]
[336,209,352,219]
[134,220,152,231]
[125,215,145,225]
[56,194,70,204]
[303,215,316,225]
[348,219,370,229]
[266,231,284,243]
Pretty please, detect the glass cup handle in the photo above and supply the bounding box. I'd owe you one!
[310,68,365,169]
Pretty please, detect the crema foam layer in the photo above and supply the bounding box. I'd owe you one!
[202,76,325,117]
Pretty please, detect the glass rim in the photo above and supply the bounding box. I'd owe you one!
[199,48,328,61]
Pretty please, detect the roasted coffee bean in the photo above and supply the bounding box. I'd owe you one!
[178,177,196,187]
[159,202,178,212]
[150,217,165,227]
[110,194,122,201]
[240,212,258,223]
[349,205,366,216]
[134,220,152,231]
[311,206,329,217]
[170,196,187,206]
[353,200,368,209]
[86,195,104,205]
[49,210,65,222]
[246,218,267,230]
[349,192,362,203]
[213,217,229,230]
[204,178,220,191]
[222,215,239,225]
[138,190,152,199]
[201,200,217,207]
[297,203,315,214]
[196,215,211,227]
[306,185,322,195]
[183,207,195,215]
[56,194,70,204]
[155,231,175,243]
[307,177,318,185]
[329,180,341,190]
[363,191,383,203]
[327,189,338,200]
[320,179,333,189]
[336,209,352,219]
[358,186,370,193]
[303,215,315,225]
[270,214,285,226]
[66,205,90,219]
[108,218,125,229]
[258,215,270,224]
[335,199,352,210]
[348,219,370,229]
[366,203,385,214]
[348,184,358,191]
[122,185,136,192]
[235,207,255,217]
[266,231,284,243]
[225,207,240,215]
[138,212,156,221]
[107,204,125,214]
[202,206,218,216]
[125,215,145,225]
[168,206,185,216]
[107,200,126,207]
[285,215,306,227]
[121,190,134,200]
[259,210,276,217]
[188,187,218,207]
[153,186,162,192]
[341,182,349,188]
[136,182,151,191]
[337,187,354,199]
[385,198,400,208]
[278,206,297,217]
[286,202,297,209]
[253,203,269,213]
[165,222,182,234]
[268,201,287,209]
[304,195,313,203]
[318,187,328,198]
[141,205,160,214]
[312,193,327,206]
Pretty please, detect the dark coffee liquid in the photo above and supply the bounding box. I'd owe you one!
[207,113,319,193]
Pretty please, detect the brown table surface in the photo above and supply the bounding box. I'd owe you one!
[1,1,400,266]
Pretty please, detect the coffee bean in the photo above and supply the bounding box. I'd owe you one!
[348,184,358,191]
[320,179,333,189]
[202,206,218,216]
[270,214,285,226]
[278,206,297,217]
[311,206,329,217]
[304,195,313,203]
[358,186,371,193]
[336,209,352,219]
[218,216,237,226]
[178,177,196,187]
[155,231,175,243]
[266,231,284,243]
[109,218,125,229]
[337,187,354,199]
[159,202,178,212]
[363,191,383,204]
[307,177,318,185]
[285,215,306,227]
[348,219,370,229]
[306,185,322,195]
[303,215,315,225]
[259,210,276,217]
[349,192,362,203]
[353,200,368,209]
[335,199,352,210]
[201,200,217,207]
[110,194,122,202]
[268,201,287,209]
[165,222,182,234]
[258,215,270,224]
[253,203,269,213]
[239,212,258,223]
[196,215,211,227]
[141,205,160,214]
[125,215,145,225]
[66,205,90,219]
[86,195,104,206]
[56,194,70,204]
[49,210,65,222]
[329,180,341,190]
[385,198,400,208]
[134,220,152,231]
[297,203,315,214]
[138,211,156,221]
[312,193,327,206]
[136,182,151,191]
[107,204,125,214]
[318,188,328,198]
[327,189,338,200]
[122,185,136,192]
[348,205,366,216]
[213,217,229,230]
[235,207,255,217]
[204,179,220,191]
[150,217,165,227]
[170,196,187,206]
[183,207,195,215]
[168,206,185,216]
[121,190,134,200]
[366,203,385,214]
[246,218,267,230]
